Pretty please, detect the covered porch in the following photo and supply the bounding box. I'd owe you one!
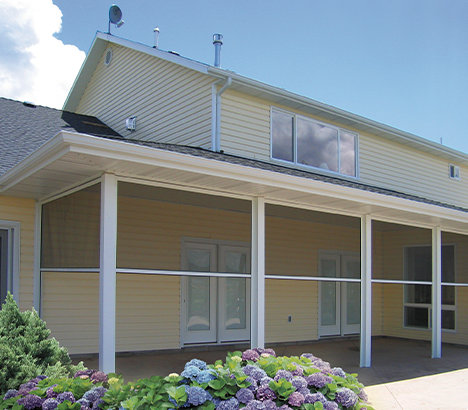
[3,132,468,373]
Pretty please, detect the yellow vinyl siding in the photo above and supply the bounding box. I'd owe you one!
[219,90,468,208]
[41,272,180,354]
[0,195,35,310]
[76,45,213,148]
[220,90,271,161]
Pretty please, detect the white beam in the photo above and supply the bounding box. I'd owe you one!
[432,226,442,358]
[360,215,372,367]
[251,197,265,349]
[33,202,42,314]
[99,173,118,373]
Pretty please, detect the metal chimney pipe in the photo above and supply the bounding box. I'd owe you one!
[213,34,223,67]
[153,27,160,48]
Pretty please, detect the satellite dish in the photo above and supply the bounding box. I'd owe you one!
[108,5,124,33]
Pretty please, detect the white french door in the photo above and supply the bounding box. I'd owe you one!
[181,241,250,345]
[319,252,360,337]
[0,229,9,305]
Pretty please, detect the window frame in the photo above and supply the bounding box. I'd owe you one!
[403,244,456,332]
[270,107,359,179]
[0,220,20,304]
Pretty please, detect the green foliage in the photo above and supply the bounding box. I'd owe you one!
[0,293,74,395]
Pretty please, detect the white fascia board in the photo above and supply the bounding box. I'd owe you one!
[59,132,468,224]
[63,32,210,112]
[207,67,468,163]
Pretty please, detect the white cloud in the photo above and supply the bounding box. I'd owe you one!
[0,0,85,109]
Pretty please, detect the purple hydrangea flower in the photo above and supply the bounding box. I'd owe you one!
[330,367,346,378]
[335,387,358,407]
[306,373,333,388]
[235,388,254,404]
[291,363,304,376]
[262,348,276,357]
[324,401,339,410]
[90,371,108,383]
[196,369,217,384]
[274,369,293,382]
[244,400,271,409]
[250,367,267,381]
[245,376,257,391]
[291,376,307,390]
[32,375,47,384]
[74,369,94,378]
[77,398,91,408]
[358,388,368,402]
[82,386,106,403]
[46,386,58,399]
[18,381,37,396]
[298,387,310,396]
[304,392,327,404]
[242,349,260,362]
[259,376,273,386]
[216,397,239,409]
[184,358,207,370]
[278,405,293,410]
[242,364,258,377]
[57,392,75,404]
[3,389,19,400]
[185,386,212,406]
[181,365,201,380]
[288,391,305,407]
[42,398,59,410]
[17,394,43,410]
[256,385,276,401]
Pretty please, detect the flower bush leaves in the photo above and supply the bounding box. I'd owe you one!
[2,348,372,409]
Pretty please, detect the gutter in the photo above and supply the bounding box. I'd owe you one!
[211,76,232,152]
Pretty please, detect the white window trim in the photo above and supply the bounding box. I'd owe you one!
[270,106,360,179]
[0,220,20,303]
[403,244,456,332]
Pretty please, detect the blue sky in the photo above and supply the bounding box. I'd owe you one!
[2,1,468,154]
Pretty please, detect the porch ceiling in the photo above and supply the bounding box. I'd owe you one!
[2,131,468,234]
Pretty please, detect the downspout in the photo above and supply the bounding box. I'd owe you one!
[211,76,232,152]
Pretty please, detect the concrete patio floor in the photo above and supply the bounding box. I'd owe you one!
[73,337,468,409]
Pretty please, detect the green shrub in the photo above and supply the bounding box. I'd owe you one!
[0,293,76,395]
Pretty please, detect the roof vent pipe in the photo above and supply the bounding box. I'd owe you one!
[153,27,160,48]
[213,34,223,67]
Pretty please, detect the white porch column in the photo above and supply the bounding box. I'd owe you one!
[251,197,265,349]
[432,226,442,358]
[99,173,118,373]
[33,202,42,314]
[360,215,372,367]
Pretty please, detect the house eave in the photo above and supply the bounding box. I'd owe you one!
[1,132,468,234]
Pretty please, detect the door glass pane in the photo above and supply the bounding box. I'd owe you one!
[224,278,246,330]
[321,259,337,278]
[405,285,431,304]
[187,249,211,272]
[442,286,455,305]
[272,111,294,162]
[187,277,210,331]
[321,283,337,326]
[344,259,360,279]
[339,131,356,177]
[297,118,338,172]
[223,251,247,273]
[346,283,360,325]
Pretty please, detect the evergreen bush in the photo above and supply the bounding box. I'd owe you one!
[0,293,75,395]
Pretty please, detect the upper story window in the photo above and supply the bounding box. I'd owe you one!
[271,108,358,177]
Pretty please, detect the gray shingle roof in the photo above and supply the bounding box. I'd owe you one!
[0,97,121,176]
